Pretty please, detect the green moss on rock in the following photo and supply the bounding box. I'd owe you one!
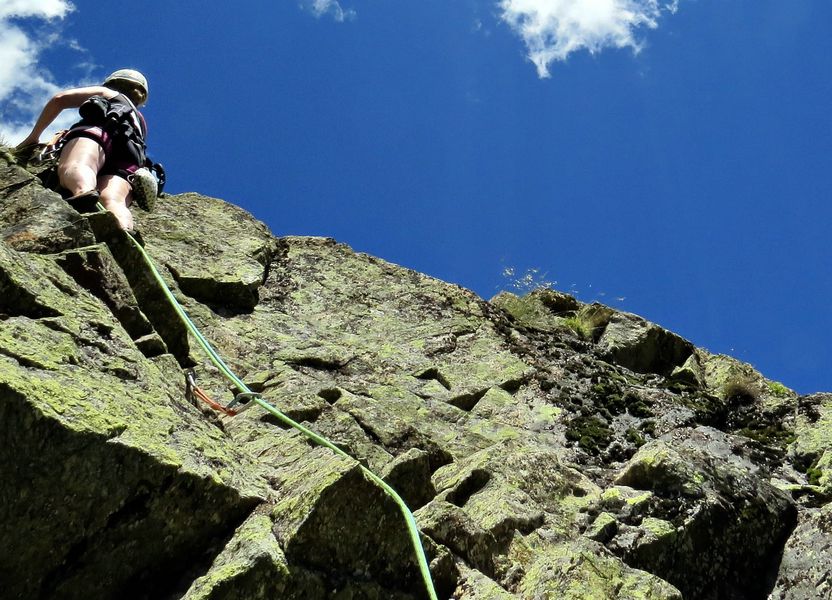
[565,415,613,454]
[518,539,682,599]
[1,154,820,600]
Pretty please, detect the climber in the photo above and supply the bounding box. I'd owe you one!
[15,69,151,233]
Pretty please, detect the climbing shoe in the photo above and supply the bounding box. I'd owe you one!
[64,189,100,213]
[129,167,158,212]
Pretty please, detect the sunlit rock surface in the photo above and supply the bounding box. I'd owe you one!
[1,149,829,599]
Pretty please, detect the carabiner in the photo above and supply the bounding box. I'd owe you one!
[226,392,260,414]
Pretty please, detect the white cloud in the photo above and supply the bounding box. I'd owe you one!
[0,0,72,20]
[498,0,679,78]
[303,0,356,22]
[0,1,84,144]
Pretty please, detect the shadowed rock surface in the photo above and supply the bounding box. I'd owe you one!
[1,149,830,599]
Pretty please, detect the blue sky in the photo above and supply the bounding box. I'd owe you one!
[1,1,830,394]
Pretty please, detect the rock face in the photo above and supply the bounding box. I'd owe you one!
[1,149,829,599]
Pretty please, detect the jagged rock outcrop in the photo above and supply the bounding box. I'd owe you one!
[1,149,830,599]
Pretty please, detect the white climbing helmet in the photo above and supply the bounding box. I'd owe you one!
[103,69,149,104]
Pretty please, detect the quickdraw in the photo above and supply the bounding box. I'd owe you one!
[32,129,69,165]
[185,370,259,417]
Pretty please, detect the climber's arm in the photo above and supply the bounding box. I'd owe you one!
[15,86,116,149]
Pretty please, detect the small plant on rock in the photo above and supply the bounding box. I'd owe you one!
[722,376,759,404]
[563,314,594,340]
[807,464,823,487]
[562,305,613,341]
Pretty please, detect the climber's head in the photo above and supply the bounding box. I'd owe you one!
[103,69,149,106]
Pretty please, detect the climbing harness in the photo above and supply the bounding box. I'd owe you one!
[76,93,148,166]
[32,122,166,213]
[117,220,439,600]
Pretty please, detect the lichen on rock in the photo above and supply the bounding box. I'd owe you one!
[1,149,828,599]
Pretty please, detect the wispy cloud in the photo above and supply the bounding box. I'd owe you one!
[498,0,679,78]
[0,1,86,143]
[302,0,356,22]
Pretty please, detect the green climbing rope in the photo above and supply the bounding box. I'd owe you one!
[121,227,439,600]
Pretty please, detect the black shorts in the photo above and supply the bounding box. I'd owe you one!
[61,125,140,181]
